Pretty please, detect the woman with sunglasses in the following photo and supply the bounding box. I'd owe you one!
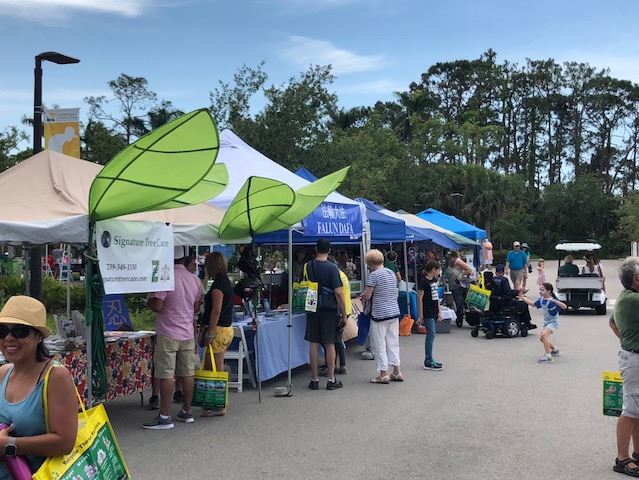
[0,296,78,478]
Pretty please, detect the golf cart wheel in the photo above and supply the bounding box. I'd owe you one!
[471,328,479,338]
[485,330,494,339]
[503,319,520,338]
[596,302,607,315]
[520,327,528,337]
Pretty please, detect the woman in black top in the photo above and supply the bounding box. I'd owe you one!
[200,252,234,416]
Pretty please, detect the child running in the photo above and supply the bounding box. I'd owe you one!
[519,282,567,363]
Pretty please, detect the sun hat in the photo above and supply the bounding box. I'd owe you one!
[0,295,51,337]
[521,242,529,249]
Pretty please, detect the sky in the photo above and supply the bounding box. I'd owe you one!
[2,0,639,140]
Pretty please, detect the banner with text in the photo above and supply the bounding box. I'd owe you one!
[44,108,81,158]
[302,202,363,238]
[96,220,174,294]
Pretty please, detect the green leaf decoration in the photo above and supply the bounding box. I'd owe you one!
[89,109,226,221]
[218,177,296,240]
[274,166,350,229]
[219,167,350,240]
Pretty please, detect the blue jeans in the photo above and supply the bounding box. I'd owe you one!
[424,317,436,363]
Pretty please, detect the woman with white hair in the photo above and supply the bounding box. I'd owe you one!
[361,249,403,384]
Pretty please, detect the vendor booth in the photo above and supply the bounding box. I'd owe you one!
[0,148,237,405]
[416,208,486,242]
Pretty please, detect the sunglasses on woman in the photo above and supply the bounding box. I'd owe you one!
[0,324,34,339]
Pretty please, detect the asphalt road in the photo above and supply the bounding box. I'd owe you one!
[105,259,625,479]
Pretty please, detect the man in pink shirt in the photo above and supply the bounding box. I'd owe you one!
[143,246,203,430]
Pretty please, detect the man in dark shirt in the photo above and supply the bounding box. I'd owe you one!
[558,255,580,277]
[305,239,347,391]
[492,264,534,329]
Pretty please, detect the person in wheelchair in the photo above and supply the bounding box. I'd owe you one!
[488,264,536,330]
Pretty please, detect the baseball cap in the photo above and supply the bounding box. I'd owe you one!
[513,241,520,247]
[495,264,505,273]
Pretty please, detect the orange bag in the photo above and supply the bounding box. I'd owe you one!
[399,314,414,336]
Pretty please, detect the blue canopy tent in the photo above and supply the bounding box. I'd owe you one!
[358,198,461,250]
[417,208,485,268]
[416,208,486,242]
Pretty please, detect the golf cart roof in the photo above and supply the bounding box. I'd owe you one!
[555,242,602,251]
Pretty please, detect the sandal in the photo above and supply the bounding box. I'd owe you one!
[370,376,390,384]
[390,373,404,382]
[613,458,639,477]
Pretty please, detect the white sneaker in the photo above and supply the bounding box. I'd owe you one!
[361,350,374,360]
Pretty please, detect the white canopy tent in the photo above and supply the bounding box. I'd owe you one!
[208,129,359,210]
[0,150,243,245]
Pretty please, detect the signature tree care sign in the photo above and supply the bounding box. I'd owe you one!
[96,220,174,294]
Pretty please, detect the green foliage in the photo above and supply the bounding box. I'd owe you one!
[0,276,26,308]
[535,175,619,254]
[82,120,127,165]
[85,73,158,144]
[41,277,85,314]
[0,126,29,173]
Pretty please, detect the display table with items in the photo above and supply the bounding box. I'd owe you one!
[1,331,155,406]
[233,312,309,382]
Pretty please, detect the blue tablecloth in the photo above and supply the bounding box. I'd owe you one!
[234,313,309,382]
[399,290,418,319]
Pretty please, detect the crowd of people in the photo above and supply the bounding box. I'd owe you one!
[3,236,639,478]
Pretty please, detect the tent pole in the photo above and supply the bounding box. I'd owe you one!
[287,228,293,387]
[403,241,410,316]
[66,244,71,325]
[413,241,418,292]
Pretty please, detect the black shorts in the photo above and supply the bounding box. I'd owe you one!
[305,310,339,344]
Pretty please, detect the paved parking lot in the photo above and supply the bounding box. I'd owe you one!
[106,259,625,479]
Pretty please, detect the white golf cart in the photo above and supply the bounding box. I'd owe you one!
[554,242,607,315]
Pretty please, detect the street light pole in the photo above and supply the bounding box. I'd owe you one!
[29,51,80,300]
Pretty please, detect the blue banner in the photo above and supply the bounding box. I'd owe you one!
[103,294,132,331]
[302,202,363,237]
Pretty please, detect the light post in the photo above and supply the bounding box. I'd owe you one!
[30,51,80,300]
[450,192,463,218]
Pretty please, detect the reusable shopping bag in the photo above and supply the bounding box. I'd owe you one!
[465,274,491,311]
[193,345,229,410]
[399,314,414,336]
[292,263,319,313]
[356,311,371,345]
[602,370,623,417]
[33,365,131,480]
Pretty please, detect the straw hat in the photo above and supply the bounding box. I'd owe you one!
[0,296,51,338]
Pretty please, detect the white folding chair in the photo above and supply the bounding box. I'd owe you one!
[225,325,257,392]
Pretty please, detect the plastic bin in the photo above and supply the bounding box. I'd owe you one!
[436,318,451,333]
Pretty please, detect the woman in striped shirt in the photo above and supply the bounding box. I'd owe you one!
[361,249,403,384]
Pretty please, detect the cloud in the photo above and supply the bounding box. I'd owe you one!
[280,36,385,75]
[0,0,152,22]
